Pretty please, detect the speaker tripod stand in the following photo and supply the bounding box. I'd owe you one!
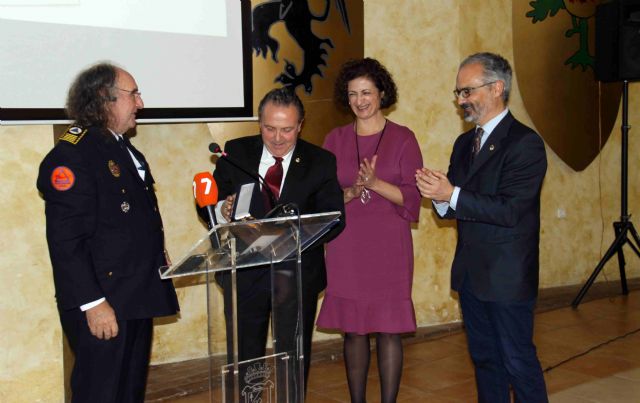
[572,80,640,308]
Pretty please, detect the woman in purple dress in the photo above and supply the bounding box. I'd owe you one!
[317,58,423,403]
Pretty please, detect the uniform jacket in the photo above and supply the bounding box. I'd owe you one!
[442,112,547,301]
[212,135,345,294]
[37,126,179,320]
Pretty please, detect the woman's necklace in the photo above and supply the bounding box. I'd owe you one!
[354,118,387,204]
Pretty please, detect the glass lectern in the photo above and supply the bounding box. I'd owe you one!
[160,211,341,403]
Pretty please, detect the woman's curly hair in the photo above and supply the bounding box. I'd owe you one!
[333,57,398,111]
[65,63,118,128]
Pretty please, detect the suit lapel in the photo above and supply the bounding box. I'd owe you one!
[249,136,263,172]
[105,135,145,185]
[465,112,514,180]
[123,138,154,185]
[460,131,475,177]
[279,141,306,202]
[95,130,137,181]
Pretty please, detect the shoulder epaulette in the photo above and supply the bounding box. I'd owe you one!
[59,126,87,145]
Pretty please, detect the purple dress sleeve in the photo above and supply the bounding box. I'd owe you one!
[393,127,423,222]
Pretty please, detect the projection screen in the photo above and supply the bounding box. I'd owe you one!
[0,0,253,124]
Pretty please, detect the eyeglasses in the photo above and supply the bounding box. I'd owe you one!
[115,86,142,98]
[453,81,496,98]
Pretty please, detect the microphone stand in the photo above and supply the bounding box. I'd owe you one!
[572,80,640,308]
[203,204,222,250]
[290,203,304,403]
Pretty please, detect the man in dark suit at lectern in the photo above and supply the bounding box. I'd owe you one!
[211,88,345,391]
[416,53,548,403]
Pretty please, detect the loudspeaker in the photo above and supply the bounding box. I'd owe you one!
[595,0,640,82]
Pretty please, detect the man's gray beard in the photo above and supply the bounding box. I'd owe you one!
[463,111,477,124]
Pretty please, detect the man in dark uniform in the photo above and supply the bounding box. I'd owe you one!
[37,62,179,402]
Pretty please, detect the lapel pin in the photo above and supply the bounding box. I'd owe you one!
[295,157,301,163]
[489,144,495,151]
[108,160,121,177]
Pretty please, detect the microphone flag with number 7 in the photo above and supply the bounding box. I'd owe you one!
[193,172,218,208]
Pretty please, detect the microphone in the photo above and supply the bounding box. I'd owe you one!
[208,142,279,213]
[193,172,219,222]
[208,142,226,156]
[193,172,221,248]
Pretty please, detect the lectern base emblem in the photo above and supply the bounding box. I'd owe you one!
[242,362,274,403]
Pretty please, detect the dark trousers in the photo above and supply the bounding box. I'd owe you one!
[221,264,319,396]
[459,278,548,403]
[61,314,153,403]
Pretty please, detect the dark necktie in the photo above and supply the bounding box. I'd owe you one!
[263,156,283,208]
[472,127,483,161]
[117,136,146,175]
[117,135,127,150]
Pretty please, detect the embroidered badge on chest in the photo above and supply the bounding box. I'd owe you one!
[121,201,130,213]
[108,160,121,177]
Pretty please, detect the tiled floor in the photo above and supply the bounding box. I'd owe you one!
[150,290,640,402]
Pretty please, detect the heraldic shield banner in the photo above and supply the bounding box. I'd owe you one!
[513,1,623,171]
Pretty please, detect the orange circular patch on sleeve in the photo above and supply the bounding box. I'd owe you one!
[50,166,75,191]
